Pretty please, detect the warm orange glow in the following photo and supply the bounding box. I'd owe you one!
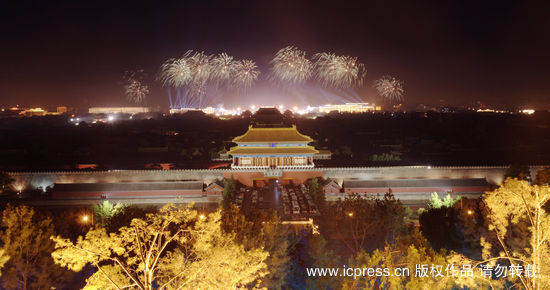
[348,212,354,217]
[82,215,89,222]
[467,210,473,215]
[199,214,205,220]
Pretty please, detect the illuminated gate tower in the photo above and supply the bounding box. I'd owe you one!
[228,125,319,169]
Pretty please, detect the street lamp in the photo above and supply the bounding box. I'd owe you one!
[81,210,94,225]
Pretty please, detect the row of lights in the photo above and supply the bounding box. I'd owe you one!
[345,209,473,217]
[79,213,206,224]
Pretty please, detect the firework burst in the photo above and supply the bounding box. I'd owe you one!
[270,46,312,84]
[159,51,260,108]
[125,81,149,104]
[123,70,149,104]
[313,52,366,88]
[158,51,194,88]
[233,59,259,90]
[210,53,237,85]
[187,51,212,87]
[374,75,404,102]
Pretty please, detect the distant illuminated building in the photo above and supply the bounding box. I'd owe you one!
[201,107,216,115]
[89,107,149,114]
[169,108,201,114]
[21,108,46,117]
[170,107,241,116]
[318,103,380,114]
[0,106,22,118]
[56,106,68,114]
[476,109,508,114]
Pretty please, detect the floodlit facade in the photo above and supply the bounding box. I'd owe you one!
[89,107,150,114]
[228,125,319,169]
[318,102,381,114]
[21,108,47,117]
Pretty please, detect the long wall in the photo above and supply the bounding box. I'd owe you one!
[320,166,516,186]
[9,165,543,192]
[8,169,224,191]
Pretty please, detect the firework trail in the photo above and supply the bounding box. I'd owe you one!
[313,52,366,88]
[373,75,404,102]
[270,46,312,84]
[123,70,149,104]
[232,59,259,90]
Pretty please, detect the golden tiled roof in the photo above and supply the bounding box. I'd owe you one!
[227,146,318,155]
[232,125,313,143]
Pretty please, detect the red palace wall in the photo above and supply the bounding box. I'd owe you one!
[344,186,488,195]
[52,190,204,199]
[223,171,323,187]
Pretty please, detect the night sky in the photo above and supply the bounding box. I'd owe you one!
[2,0,550,109]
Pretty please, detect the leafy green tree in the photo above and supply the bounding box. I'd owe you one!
[0,171,14,193]
[93,200,125,225]
[222,175,237,209]
[0,204,72,289]
[427,192,460,209]
[308,177,326,207]
[52,204,269,289]
[427,192,443,209]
